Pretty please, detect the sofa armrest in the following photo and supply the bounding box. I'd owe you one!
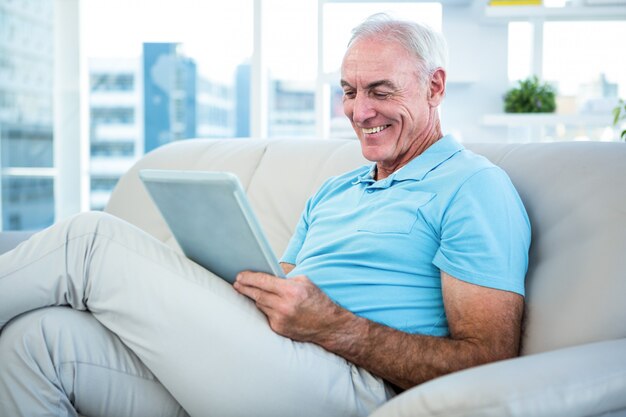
[0,231,35,255]
[370,338,626,417]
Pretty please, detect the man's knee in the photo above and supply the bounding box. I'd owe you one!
[0,308,133,404]
[0,307,113,380]
[0,308,189,417]
[0,309,48,361]
[0,307,123,369]
[65,210,124,237]
[0,308,72,414]
[0,308,75,371]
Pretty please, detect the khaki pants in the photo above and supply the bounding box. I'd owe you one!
[0,212,390,417]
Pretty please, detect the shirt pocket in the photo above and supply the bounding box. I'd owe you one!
[357,189,435,234]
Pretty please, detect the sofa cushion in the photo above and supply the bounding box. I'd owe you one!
[369,338,626,417]
[106,138,626,358]
[465,142,626,355]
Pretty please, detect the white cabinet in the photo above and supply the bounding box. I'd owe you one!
[482,113,619,142]
[484,4,626,21]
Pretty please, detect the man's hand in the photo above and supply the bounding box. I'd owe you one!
[234,269,523,391]
[233,271,346,344]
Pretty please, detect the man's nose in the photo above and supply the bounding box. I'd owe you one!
[351,94,376,123]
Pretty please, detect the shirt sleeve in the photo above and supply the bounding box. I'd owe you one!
[432,167,531,296]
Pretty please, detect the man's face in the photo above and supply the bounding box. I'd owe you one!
[341,36,439,173]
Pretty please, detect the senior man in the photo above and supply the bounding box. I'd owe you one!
[0,14,530,417]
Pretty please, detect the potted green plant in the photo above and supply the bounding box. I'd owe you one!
[504,76,556,113]
[612,99,626,141]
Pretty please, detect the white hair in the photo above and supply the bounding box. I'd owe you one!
[348,13,448,83]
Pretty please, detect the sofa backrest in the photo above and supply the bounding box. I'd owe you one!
[106,138,626,357]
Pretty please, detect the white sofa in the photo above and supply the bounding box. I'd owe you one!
[5,138,626,416]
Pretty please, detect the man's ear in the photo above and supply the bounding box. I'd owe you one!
[428,68,446,107]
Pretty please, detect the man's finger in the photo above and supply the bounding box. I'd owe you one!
[233,280,280,311]
[235,271,283,294]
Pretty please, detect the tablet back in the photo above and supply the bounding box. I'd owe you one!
[139,169,284,284]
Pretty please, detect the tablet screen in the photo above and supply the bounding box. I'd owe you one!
[140,169,285,283]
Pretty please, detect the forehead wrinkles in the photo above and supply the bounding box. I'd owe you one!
[341,39,419,88]
[341,61,418,93]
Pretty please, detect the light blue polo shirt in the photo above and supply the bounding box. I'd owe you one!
[281,135,530,336]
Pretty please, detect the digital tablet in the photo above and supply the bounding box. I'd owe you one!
[139,169,285,284]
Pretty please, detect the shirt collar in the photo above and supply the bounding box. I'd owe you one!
[352,135,464,187]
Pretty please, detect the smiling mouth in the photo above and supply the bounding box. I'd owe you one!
[362,125,390,135]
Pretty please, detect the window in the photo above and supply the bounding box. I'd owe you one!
[91,142,135,158]
[259,0,318,138]
[543,21,625,101]
[90,177,120,192]
[83,0,253,209]
[507,20,626,141]
[91,73,135,91]
[91,108,135,125]
[508,22,533,82]
[2,177,54,230]
[0,0,55,230]
[1,127,53,168]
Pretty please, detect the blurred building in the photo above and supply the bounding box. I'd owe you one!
[0,0,55,230]
[89,58,143,210]
[196,77,235,138]
[579,73,619,114]
[235,62,251,138]
[268,80,316,138]
[89,43,236,210]
[235,63,318,139]
[143,43,197,153]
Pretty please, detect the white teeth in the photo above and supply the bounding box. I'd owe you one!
[362,125,388,134]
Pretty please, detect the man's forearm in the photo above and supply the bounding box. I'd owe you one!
[234,271,523,390]
[315,308,508,390]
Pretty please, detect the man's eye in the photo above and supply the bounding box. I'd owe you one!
[343,90,355,99]
[373,91,390,99]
